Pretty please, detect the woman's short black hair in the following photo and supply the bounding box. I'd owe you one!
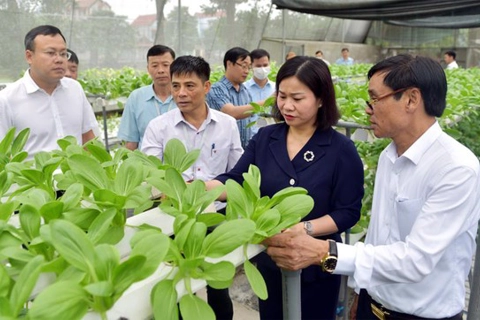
[272,56,340,130]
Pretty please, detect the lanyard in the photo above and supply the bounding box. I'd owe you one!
[154,97,174,116]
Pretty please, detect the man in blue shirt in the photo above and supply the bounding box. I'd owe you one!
[335,47,354,65]
[207,47,256,148]
[118,45,176,150]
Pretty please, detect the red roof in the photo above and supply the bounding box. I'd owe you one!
[131,14,157,27]
[76,0,111,10]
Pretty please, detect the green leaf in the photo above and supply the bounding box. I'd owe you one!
[179,294,215,320]
[276,194,314,221]
[254,208,281,234]
[174,218,195,251]
[267,187,308,208]
[183,222,207,259]
[93,189,126,210]
[49,219,96,277]
[0,296,13,317]
[242,170,261,200]
[196,213,225,227]
[56,265,86,283]
[163,138,187,169]
[39,201,64,223]
[63,207,101,230]
[244,259,268,300]
[0,264,11,298]
[112,255,146,299]
[27,281,89,320]
[1,246,35,263]
[151,280,178,320]
[67,154,111,191]
[130,232,170,277]
[19,204,41,240]
[0,171,12,197]
[94,244,120,281]
[0,127,15,154]
[85,143,112,163]
[19,168,44,185]
[201,261,235,283]
[206,278,234,290]
[87,208,117,244]
[225,179,252,220]
[114,158,144,195]
[84,281,113,297]
[57,136,78,151]
[202,219,256,258]
[10,255,44,316]
[59,183,84,211]
[0,202,16,221]
[178,149,201,173]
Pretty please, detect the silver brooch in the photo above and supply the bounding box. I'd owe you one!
[304,151,314,162]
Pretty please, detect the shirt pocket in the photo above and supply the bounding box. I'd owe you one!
[396,198,423,241]
[208,147,230,177]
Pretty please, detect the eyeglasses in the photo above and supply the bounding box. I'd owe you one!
[34,50,72,60]
[235,62,252,71]
[366,87,409,110]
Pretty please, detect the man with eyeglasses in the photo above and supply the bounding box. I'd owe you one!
[0,25,98,158]
[207,47,257,148]
[264,54,479,320]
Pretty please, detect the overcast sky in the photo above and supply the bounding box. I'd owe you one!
[105,0,211,22]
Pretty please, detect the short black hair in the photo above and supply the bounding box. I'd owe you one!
[170,55,210,83]
[147,45,175,61]
[250,49,270,61]
[367,54,447,117]
[24,25,66,51]
[67,49,79,64]
[315,50,323,55]
[223,47,250,69]
[273,56,340,130]
[444,50,456,60]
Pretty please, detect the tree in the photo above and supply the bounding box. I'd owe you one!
[202,0,246,48]
[154,0,168,44]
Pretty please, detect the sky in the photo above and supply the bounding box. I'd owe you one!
[105,0,211,22]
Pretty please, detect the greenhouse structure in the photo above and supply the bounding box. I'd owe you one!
[1,0,480,319]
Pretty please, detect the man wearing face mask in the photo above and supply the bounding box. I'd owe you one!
[245,49,276,131]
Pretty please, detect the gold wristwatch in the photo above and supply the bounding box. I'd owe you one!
[321,239,338,273]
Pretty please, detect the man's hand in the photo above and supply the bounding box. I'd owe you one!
[263,229,329,271]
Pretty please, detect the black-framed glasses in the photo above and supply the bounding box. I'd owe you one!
[366,87,409,110]
[235,62,252,71]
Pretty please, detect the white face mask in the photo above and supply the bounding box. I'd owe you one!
[253,67,271,81]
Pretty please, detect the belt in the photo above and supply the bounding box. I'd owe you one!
[370,298,462,320]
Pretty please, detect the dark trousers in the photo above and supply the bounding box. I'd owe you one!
[257,259,341,320]
[206,286,233,320]
[356,289,463,320]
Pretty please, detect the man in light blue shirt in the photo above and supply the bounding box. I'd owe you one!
[118,45,176,150]
[335,47,354,65]
[207,47,256,148]
[244,49,276,133]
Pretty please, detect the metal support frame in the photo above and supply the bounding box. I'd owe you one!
[282,269,302,320]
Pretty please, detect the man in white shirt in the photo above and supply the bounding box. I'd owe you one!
[0,25,98,159]
[141,55,243,320]
[264,54,479,320]
[444,50,459,69]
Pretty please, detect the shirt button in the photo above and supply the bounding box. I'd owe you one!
[289,178,295,186]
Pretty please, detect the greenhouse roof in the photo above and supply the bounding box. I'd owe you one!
[271,0,480,28]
